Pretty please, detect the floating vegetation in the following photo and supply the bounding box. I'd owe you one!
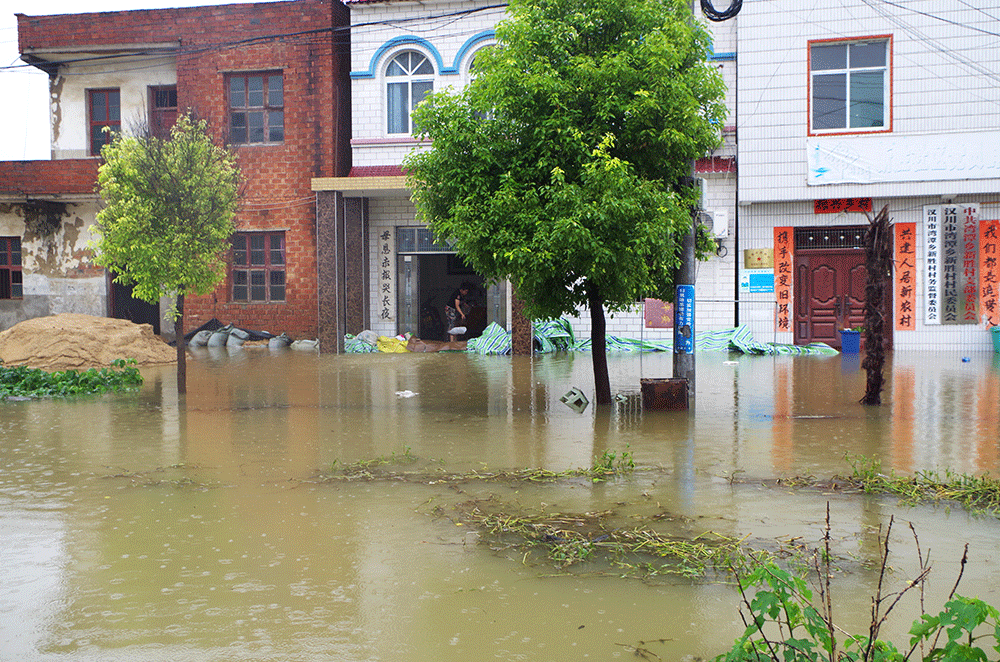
[102,464,223,490]
[450,498,773,579]
[321,446,636,484]
[0,358,143,400]
[847,454,1000,515]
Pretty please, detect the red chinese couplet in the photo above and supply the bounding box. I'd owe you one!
[981,219,1000,327]
[773,227,793,332]
[894,222,916,330]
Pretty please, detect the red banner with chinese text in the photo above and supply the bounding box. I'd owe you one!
[813,198,873,214]
[894,223,917,330]
[773,227,793,333]
[981,219,1000,327]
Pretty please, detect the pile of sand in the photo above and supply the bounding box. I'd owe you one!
[0,313,176,371]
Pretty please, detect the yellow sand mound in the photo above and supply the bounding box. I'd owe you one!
[0,313,176,371]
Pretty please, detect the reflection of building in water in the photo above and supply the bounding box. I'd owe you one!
[892,356,1000,475]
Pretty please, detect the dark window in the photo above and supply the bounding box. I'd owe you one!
[0,237,23,299]
[231,232,285,302]
[149,85,178,140]
[228,73,284,144]
[89,89,120,155]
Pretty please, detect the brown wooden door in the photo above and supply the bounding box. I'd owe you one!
[794,250,866,348]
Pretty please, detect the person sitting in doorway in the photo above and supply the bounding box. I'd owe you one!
[445,281,474,341]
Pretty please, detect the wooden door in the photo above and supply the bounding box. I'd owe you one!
[793,250,866,348]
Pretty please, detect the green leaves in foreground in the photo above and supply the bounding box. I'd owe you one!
[720,566,1000,662]
[0,358,143,399]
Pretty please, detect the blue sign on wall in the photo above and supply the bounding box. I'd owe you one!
[674,284,695,354]
[739,271,775,293]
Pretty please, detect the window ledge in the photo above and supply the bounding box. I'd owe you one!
[351,137,431,146]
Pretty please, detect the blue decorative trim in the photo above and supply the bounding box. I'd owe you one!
[351,36,446,79]
[450,30,496,73]
[706,37,736,62]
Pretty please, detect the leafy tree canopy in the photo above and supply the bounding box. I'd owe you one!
[405,0,727,322]
[93,112,240,306]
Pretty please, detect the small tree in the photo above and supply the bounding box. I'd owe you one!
[93,113,240,394]
[405,0,726,404]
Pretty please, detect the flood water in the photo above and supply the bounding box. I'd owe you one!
[3,347,1000,661]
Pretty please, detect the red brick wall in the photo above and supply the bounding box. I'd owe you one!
[18,0,352,341]
[0,160,99,197]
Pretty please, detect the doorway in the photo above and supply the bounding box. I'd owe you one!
[394,226,506,341]
[396,252,506,341]
[110,279,160,334]
[793,250,866,348]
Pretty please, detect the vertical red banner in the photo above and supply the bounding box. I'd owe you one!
[894,222,917,330]
[981,219,1000,327]
[773,227,793,333]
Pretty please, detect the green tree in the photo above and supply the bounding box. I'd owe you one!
[405,0,726,404]
[92,113,240,394]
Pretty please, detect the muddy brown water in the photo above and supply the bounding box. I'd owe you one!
[2,348,999,661]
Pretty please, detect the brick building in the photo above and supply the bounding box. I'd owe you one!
[3,0,351,339]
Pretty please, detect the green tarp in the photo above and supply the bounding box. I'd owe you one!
[351,321,838,357]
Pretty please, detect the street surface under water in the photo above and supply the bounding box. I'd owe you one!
[2,347,999,661]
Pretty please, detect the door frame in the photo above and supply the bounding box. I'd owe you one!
[791,225,894,350]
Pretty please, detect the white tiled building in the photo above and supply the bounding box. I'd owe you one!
[313,0,740,348]
[314,0,999,353]
[736,0,1000,352]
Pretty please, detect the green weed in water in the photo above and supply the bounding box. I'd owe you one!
[848,454,1000,515]
[0,358,143,400]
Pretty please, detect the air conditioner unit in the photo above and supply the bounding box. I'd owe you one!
[695,177,707,210]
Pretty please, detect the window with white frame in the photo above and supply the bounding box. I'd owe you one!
[386,51,434,134]
[809,38,890,133]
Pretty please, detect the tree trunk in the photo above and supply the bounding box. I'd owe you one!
[860,205,891,406]
[587,284,612,405]
[175,293,187,395]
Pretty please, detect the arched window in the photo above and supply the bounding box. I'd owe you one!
[386,51,434,135]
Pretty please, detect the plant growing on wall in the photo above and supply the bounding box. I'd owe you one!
[404,0,726,404]
[92,113,240,394]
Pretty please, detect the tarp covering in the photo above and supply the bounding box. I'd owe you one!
[348,322,839,356]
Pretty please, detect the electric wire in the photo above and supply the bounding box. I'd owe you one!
[0,4,508,74]
[700,0,743,22]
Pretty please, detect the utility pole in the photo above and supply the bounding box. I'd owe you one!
[673,177,697,407]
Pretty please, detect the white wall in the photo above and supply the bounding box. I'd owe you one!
[737,0,1000,204]
[348,0,503,167]
[50,56,177,159]
[740,196,1000,352]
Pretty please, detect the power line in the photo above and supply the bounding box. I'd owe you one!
[0,4,507,74]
